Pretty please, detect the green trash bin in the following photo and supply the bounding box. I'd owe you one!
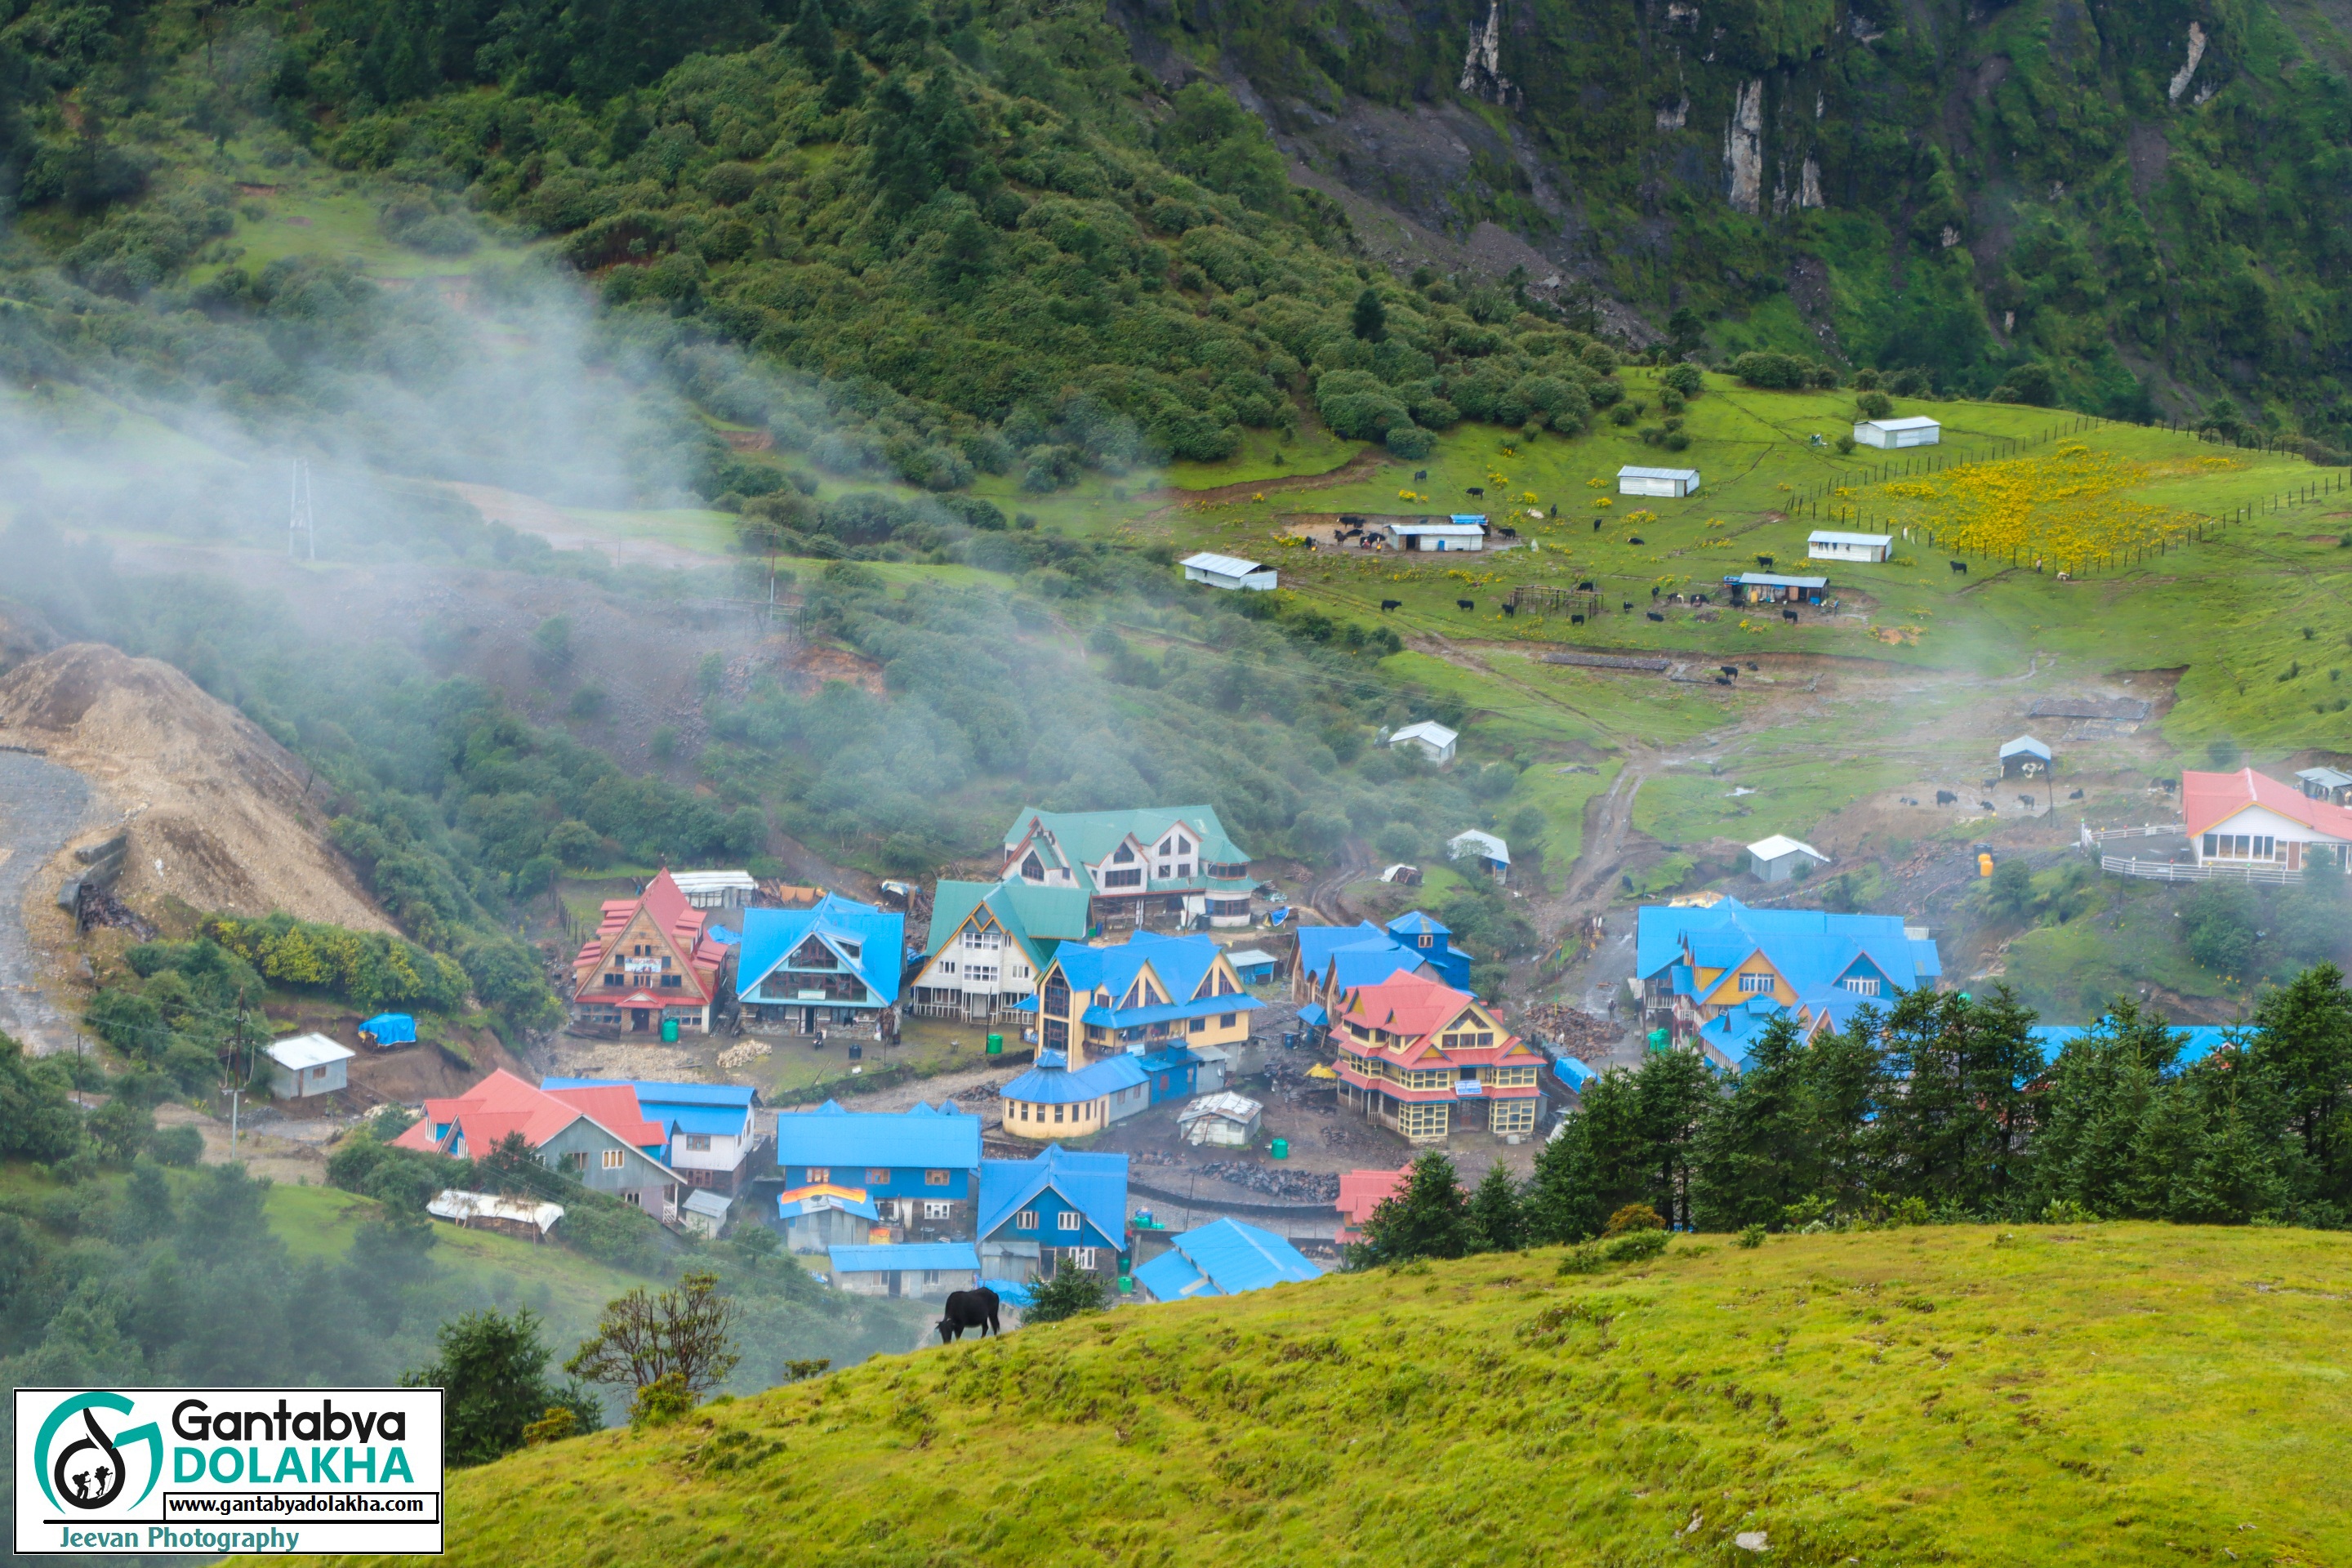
[660,1018,679,1044]
[1646,1027,1667,1054]
[1270,1137,1288,1160]
[986,1033,1003,1056]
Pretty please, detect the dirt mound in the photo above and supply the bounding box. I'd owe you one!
[0,644,390,932]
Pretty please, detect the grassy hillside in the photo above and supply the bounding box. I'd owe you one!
[265,1223,2352,1568]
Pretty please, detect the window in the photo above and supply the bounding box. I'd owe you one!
[1396,1101,1450,1139]
[1842,977,1882,997]
[1189,1017,1206,1034]
[600,1149,625,1169]
[806,1167,831,1184]
[1054,1103,1065,1122]
[1491,1098,1538,1134]
[867,1168,890,1185]
[961,929,1001,950]
[1419,935,1432,949]
[1017,1209,1039,1230]
[661,973,682,987]
[604,973,623,987]
[1112,844,1134,863]
[683,1134,711,1152]
[925,1169,951,1186]
[1477,1031,1493,1047]
[923,1270,940,1285]
[924,1200,953,1220]
[1220,1012,1237,1028]
[1103,868,1143,888]
[1738,973,1773,994]
[1022,852,1045,880]
[1062,1247,1098,1271]
[1178,863,1192,878]
[1058,1210,1082,1232]
[939,960,957,977]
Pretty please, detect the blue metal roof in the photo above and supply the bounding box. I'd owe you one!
[1387,911,1450,938]
[1053,931,1231,1011]
[1636,899,1941,1001]
[1076,994,1263,1029]
[1296,921,1386,976]
[1328,945,1432,993]
[1135,1218,1323,1302]
[773,1101,982,1169]
[1296,1004,1328,1027]
[2029,1022,2243,1069]
[981,1276,1035,1307]
[542,1077,756,1138]
[737,894,905,1006]
[1000,1054,1148,1105]
[978,1144,1129,1243]
[1136,1046,1200,1074]
[828,1242,980,1273]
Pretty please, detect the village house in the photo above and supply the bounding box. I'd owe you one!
[1447,829,1510,882]
[394,1070,686,1221]
[977,1143,1129,1284]
[680,1190,733,1238]
[570,868,728,1035]
[1332,971,1544,1143]
[1388,515,1490,551]
[1688,991,1865,1073]
[669,870,758,911]
[997,805,1254,930]
[827,1241,982,1302]
[1633,898,1943,1047]
[542,1077,764,1196]
[265,1033,352,1099]
[1334,1167,1408,1245]
[1386,720,1459,764]
[905,879,1090,1022]
[735,893,905,1034]
[1806,530,1891,564]
[1853,415,1941,448]
[1180,550,1278,590]
[1133,1218,1322,1303]
[2296,766,2352,806]
[1745,834,1828,883]
[2185,767,2352,872]
[1291,912,1471,1025]
[773,1099,982,1249]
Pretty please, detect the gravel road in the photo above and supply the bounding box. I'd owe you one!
[0,751,95,1054]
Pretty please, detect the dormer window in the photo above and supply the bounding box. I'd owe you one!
[1419,935,1432,949]
[1022,852,1044,880]
[1112,844,1134,863]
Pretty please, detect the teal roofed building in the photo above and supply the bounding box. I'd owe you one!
[904,879,1091,1022]
[996,805,1254,931]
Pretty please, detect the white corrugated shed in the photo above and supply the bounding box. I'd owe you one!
[1617,466,1702,497]
[1388,719,1459,764]
[1746,835,1828,883]
[1178,1091,1263,1147]
[1854,416,1940,448]
[265,1032,354,1099]
[428,1189,566,1236]
[1806,530,1892,563]
[671,870,757,908]
[1182,552,1278,590]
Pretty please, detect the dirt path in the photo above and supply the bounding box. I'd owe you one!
[1143,448,1393,509]
[0,751,95,1054]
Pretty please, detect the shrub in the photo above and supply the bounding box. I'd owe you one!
[1601,1228,1669,1263]
[1737,1223,1766,1250]
[1601,1202,1664,1237]
[1660,363,1703,399]
[1024,1267,1109,1322]
[1856,390,1895,419]
[1731,351,1811,390]
[149,1125,204,1166]
[1384,424,1435,460]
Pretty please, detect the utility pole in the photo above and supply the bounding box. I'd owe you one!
[228,986,250,1153]
[289,458,316,561]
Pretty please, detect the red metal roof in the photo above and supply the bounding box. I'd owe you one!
[2182,768,2352,842]
[572,869,721,1003]
[392,1069,669,1162]
[1335,1167,1408,1226]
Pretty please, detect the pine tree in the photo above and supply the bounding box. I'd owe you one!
[2029,1000,2180,1218]
[866,75,936,210]
[1876,987,2042,1212]
[1358,1150,1471,1263]
[1630,1045,1717,1228]
[918,71,978,190]
[1524,1112,1603,1245]
[1465,1162,1526,1253]
[790,0,836,71]
[1691,1016,1810,1230]
[1351,286,1387,342]
[1798,1013,1883,1212]
[822,47,865,111]
[2247,962,2352,1206]
[2168,1062,2292,1223]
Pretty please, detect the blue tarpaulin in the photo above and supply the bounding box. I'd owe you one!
[359,1013,416,1045]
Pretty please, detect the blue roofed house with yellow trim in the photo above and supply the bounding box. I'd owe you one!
[978,1143,1129,1284]
[736,893,905,1034]
[999,931,1259,1140]
[772,1099,982,1252]
[1133,1218,1323,1303]
[1636,899,1940,1049]
[1292,911,1471,1024]
[903,879,1091,1022]
[996,805,1255,931]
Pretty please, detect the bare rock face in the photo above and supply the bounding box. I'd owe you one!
[0,643,392,932]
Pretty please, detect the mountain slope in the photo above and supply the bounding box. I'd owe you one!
[257,1223,2352,1567]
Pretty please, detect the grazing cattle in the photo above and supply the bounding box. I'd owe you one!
[1499,526,1517,537]
[1414,469,1429,480]
[1578,580,1595,590]
[936,1287,1001,1343]
[2019,795,2038,808]
[1949,560,1968,574]
[1380,599,1402,611]
[1756,555,1775,568]
[1623,601,1634,612]
[1458,599,1475,611]
[1571,614,1585,625]
[2069,788,2085,800]
[1781,608,1798,623]
[1342,514,1365,525]
[1746,662,1758,671]
[1303,537,1316,549]
[1936,790,1958,805]
[1628,536,1645,545]
[1651,586,1662,599]
[1979,800,1996,811]
[1714,675,1731,685]
[1502,603,1517,617]
[1646,611,1664,622]
[1468,486,1486,497]
[1720,666,1739,677]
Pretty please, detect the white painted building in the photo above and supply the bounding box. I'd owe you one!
[2185,767,2352,871]
[1447,829,1510,881]
[670,871,757,911]
[1853,416,1941,448]
[265,1033,354,1099]
[1617,466,1702,498]
[1389,519,1489,551]
[1746,835,1829,883]
[1178,1091,1263,1147]
[1807,530,1892,563]
[1181,552,1278,590]
[1388,720,1459,764]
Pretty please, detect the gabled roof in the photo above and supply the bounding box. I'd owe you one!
[393,1070,675,1174]
[1388,911,1450,939]
[1860,416,1940,432]
[737,894,906,1005]
[1051,930,1232,1009]
[1328,944,1431,992]
[1618,466,1700,480]
[978,1144,1128,1242]
[1746,835,1827,862]
[572,869,723,996]
[1999,735,2052,760]
[267,1032,354,1071]
[1001,806,1249,879]
[1336,1167,1407,1225]
[1448,829,1510,864]
[1636,899,1940,994]
[1181,551,1270,577]
[1337,971,1508,1054]
[2296,766,2352,791]
[1297,920,1384,975]
[1134,1218,1322,1301]
[541,1077,756,1138]
[924,879,1092,967]
[773,1100,982,1169]
[2183,767,2352,842]
[1389,719,1460,750]
[1807,531,1892,546]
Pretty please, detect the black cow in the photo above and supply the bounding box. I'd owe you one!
[1714,675,1731,685]
[1756,555,1775,568]
[1623,601,1634,612]
[1782,608,1798,622]
[1628,536,1646,545]
[1979,800,1996,811]
[936,1287,1001,1343]
[1380,599,1402,611]
[1651,586,1662,599]
[1571,613,1585,625]
[2069,788,2085,800]
[1593,519,1603,532]
[1341,514,1366,525]
[1720,666,1739,677]
[1646,611,1664,622]
[1468,486,1486,497]
[1414,468,1429,480]
[1936,790,1958,805]
[1578,580,1595,590]
[1457,599,1476,611]
[1502,603,1517,617]
[1949,560,1968,574]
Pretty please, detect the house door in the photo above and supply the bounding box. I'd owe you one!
[886,1271,901,1298]
[802,1006,817,1033]
[630,1008,650,1033]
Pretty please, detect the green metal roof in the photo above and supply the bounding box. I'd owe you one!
[1002,806,1250,895]
[924,879,1092,969]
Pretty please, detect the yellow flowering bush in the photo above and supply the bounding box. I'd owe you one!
[1873,445,2238,567]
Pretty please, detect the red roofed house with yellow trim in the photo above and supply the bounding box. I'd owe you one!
[2184,768,2352,873]
[1331,971,1543,1144]
[572,869,727,1034]
[392,1069,687,1221]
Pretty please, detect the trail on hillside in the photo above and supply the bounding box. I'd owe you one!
[0,751,95,1054]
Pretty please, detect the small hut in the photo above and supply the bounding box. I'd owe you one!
[1853,416,1941,448]
[1178,1091,1264,1147]
[1617,466,1702,498]
[1746,835,1829,883]
[1999,736,2054,778]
